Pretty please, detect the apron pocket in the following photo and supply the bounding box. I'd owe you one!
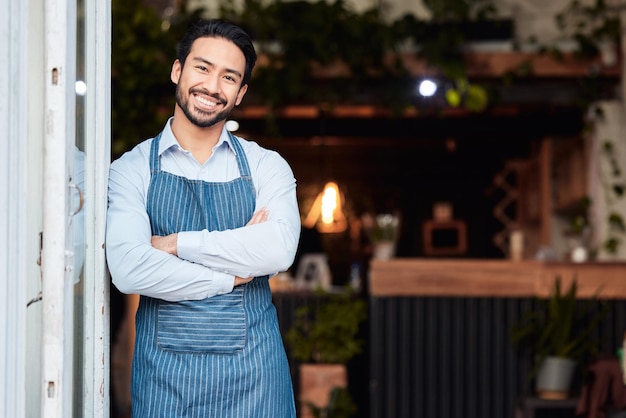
[156,288,246,354]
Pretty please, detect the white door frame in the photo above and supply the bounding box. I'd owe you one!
[41,0,78,415]
[41,0,111,416]
[81,0,112,415]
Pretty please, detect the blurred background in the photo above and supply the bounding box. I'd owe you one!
[109,1,626,417]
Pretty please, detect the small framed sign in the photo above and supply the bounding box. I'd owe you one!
[423,220,467,256]
[295,253,332,290]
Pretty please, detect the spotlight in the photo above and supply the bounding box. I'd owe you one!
[418,79,437,97]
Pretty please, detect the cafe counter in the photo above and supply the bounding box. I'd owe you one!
[367,258,626,418]
[369,258,626,298]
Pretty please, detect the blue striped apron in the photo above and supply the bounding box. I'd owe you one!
[130,131,296,418]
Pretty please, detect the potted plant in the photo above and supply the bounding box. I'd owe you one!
[361,213,401,260]
[285,290,367,418]
[510,276,608,399]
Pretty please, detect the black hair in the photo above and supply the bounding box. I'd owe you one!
[177,19,257,86]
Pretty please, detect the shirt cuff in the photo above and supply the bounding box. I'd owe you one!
[177,231,201,264]
[208,271,235,297]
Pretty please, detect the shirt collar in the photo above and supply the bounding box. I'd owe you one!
[158,117,236,156]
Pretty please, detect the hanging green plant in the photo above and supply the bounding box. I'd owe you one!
[598,138,626,254]
[555,0,621,60]
[219,0,509,114]
[112,0,516,145]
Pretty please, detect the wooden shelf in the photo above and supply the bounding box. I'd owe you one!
[501,136,588,256]
[256,50,621,80]
[239,51,620,120]
[369,258,626,298]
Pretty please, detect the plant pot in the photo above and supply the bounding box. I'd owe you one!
[536,356,577,399]
[373,241,396,260]
[299,363,347,418]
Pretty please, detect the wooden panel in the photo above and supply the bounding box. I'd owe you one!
[369,259,539,297]
[369,259,626,298]
[539,139,553,247]
[540,262,626,299]
[552,137,588,212]
[302,51,621,79]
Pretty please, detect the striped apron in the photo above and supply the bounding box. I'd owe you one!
[130,131,296,418]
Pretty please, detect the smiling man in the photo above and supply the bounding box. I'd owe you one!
[106,19,300,418]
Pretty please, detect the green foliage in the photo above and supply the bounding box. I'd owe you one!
[220,0,504,113]
[111,0,510,147]
[286,291,367,364]
[555,0,621,59]
[510,277,608,375]
[397,1,503,112]
[568,196,591,235]
[221,0,402,109]
[111,0,203,157]
[544,0,626,256]
[598,137,626,254]
[306,387,357,418]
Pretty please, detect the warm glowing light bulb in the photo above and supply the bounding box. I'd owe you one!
[302,181,347,233]
[320,182,339,224]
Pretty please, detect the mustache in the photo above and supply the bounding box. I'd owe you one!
[189,88,226,105]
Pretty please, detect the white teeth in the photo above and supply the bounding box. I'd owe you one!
[196,95,216,107]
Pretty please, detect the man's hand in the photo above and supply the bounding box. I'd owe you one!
[234,276,254,286]
[247,207,268,225]
[151,233,178,256]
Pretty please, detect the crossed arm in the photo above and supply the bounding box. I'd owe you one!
[151,208,270,287]
[106,147,300,302]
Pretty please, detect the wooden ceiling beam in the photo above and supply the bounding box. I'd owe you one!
[303,51,621,79]
[239,51,620,120]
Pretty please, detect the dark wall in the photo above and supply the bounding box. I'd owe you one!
[238,107,586,281]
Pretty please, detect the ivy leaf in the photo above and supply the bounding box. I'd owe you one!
[608,213,626,232]
[465,84,489,112]
[445,89,462,107]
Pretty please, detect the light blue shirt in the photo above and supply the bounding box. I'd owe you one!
[106,119,300,302]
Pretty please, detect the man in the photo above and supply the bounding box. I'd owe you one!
[106,19,300,418]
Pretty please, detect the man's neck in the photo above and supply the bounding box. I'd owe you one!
[170,114,224,165]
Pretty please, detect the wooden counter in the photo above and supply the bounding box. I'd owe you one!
[369,258,626,298]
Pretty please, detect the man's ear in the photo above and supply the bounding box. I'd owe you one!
[171,59,182,84]
[235,84,248,106]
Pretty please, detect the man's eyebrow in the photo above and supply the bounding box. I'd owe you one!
[191,57,242,79]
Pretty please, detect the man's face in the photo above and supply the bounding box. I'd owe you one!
[171,36,248,128]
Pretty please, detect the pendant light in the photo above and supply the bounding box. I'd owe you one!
[303,181,348,233]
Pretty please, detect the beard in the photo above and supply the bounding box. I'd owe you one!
[175,85,234,128]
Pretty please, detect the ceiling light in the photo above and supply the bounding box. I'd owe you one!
[418,79,437,97]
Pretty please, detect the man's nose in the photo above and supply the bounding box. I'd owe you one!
[203,73,220,92]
